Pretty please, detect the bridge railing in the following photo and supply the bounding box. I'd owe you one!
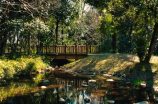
[37,44,101,55]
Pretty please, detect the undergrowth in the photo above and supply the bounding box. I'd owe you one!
[0,55,50,80]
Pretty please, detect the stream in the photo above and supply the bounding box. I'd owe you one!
[0,71,157,104]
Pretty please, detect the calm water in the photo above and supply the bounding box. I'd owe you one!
[0,73,156,104]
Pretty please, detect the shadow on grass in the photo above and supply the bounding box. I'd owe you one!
[116,63,156,103]
[132,63,154,103]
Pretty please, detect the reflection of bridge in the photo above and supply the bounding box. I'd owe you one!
[50,78,87,88]
[37,45,101,59]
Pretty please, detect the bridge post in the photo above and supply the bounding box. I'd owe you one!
[86,43,88,55]
[65,44,67,59]
[55,44,58,55]
[75,44,77,55]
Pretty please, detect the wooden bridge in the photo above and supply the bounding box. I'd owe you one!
[37,44,101,59]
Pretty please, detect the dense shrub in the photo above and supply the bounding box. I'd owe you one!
[0,56,49,80]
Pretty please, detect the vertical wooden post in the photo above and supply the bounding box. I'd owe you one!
[59,45,60,54]
[75,44,77,55]
[73,45,74,54]
[65,44,67,59]
[99,45,101,53]
[55,44,57,55]
[86,44,88,55]
[78,46,79,53]
[62,46,64,53]
[70,46,71,53]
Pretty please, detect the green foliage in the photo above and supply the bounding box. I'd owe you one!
[133,79,141,86]
[0,56,50,80]
[134,28,148,62]
[86,0,158,63]
[6,18,53,55]
[85,0,110,11]
[99,13,113,35]
[100,40,111,53]
[42,56,50,65]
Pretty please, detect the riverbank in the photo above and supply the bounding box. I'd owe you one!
[0,56,50,82]
[63,54,158,85]
[0,54,158,103]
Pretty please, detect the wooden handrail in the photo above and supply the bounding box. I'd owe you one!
[36,45,101,55]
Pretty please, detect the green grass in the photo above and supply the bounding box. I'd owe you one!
[0,55,50,80]
[63,54,136,73]
[63,54,158,85]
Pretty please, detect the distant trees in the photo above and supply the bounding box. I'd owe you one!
[67,1,101,45]
[0,0,39,55]
[4,0,158,63]
[46,0,79,44]
[86,0,158,63]
[0,0,101,56]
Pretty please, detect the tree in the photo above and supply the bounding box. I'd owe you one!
[0,0,40,56]
[47,0,79,45]
[67,2,101,45]
[86,0,158,63]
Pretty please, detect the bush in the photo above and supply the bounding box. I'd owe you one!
[0,56,50,80]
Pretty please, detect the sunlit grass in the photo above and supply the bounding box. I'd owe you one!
[0,56,50,80]
[64,54,137,72]
[63,54,158,85]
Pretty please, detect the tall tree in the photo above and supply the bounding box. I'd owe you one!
[86,0,158,63]
[47,0,79,45]
[0,0,39,56]
[67,2,101,45]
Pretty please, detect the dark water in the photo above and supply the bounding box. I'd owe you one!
[50,59,72,67]
[0,74,156,104]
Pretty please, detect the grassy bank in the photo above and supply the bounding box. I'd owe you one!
[64,54,158,85]
[0,55,50,81]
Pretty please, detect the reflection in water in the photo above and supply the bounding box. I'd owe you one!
[0,75,157,104]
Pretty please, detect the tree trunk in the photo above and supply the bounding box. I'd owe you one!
[62,25,64,45]
[0,19,8,56]
[12,31,16,53]
[128,24,133,53]
[112,33,116,53]
[55,19,60,45]
[144,22,158,63]
[16,31,19,52]
[0,32,7,56]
